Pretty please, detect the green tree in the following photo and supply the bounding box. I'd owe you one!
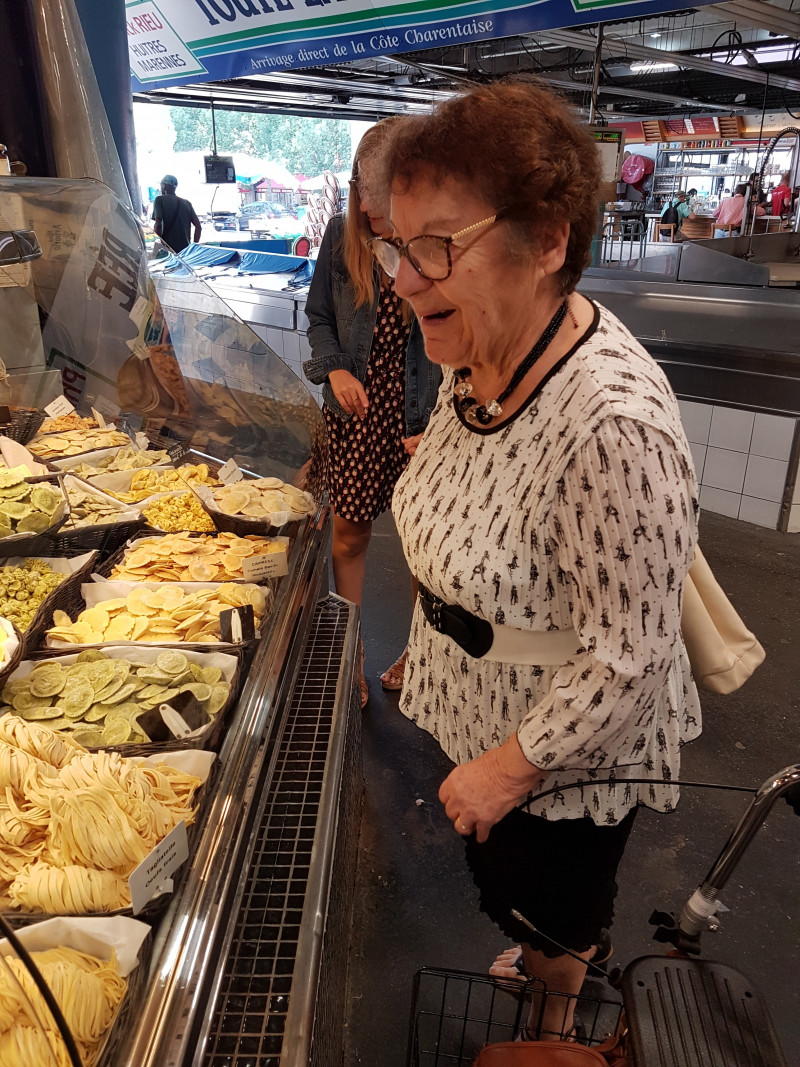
[169,107,350,174]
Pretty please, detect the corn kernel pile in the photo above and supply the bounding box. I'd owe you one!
[142,491,215,532]
[0,560,66,631]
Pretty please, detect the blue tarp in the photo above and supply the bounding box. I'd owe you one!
[238,251,309,274]
[178,243,239,268]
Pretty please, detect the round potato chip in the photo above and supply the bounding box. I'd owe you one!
[30,486,61,514]
[76,649,110,663]
[217,490,248,515]
[188,559,218,582]
[0,468,26,488]
[156,650,189,676]
[127,589,158,617]
[82,607,110,633]
[180,682,212,702]
[63,680,94,716]
[29,664,66,698]
[254,477,284,490]
[198,666,224,685]
[242,502,268,518]
[106,613,136,640]
[18,512,53,533]
[207,685,231,714]
[2,501,32,519]
[102,719,132,744]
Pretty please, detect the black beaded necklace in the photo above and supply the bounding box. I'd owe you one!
[453,300,568,426]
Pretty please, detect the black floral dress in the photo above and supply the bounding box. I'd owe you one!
[325,284,412,522]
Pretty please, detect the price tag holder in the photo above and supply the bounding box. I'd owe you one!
[44,395,75,419]
[218,458,243,485]
[129,295,150,327]
[242,551,288,583]
[219,604,255,643]
[129,820,189,914]
[168,442,189,464]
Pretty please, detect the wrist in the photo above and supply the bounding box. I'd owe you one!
[486,735,541,795]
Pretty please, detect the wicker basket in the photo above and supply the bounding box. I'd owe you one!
[38,576,271,655]
[12,645,244,757]
[21,551,101,655]
[0,475,70,559]
[1,752,217,928]
[0,408,46,445]
[0,619,23,689]
[98,533,284,588]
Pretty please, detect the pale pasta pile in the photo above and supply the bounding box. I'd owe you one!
[0,944,126,1066]
[0,715,202,913]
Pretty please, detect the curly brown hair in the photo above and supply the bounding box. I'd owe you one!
[383,77,601,294]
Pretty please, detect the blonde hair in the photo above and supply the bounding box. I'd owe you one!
[342,118,404,307]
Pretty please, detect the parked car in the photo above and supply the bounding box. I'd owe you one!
[237,202,298,229]
[212,211,238,231]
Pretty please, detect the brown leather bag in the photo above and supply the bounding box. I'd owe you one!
[473,1041,612,1066]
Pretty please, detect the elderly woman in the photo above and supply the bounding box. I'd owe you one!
[371,78,702,1042]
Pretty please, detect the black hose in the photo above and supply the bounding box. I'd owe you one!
[0,913,84,1067]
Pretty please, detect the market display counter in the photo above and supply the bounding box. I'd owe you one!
[580,231,800,532]
[0,175,360,1066]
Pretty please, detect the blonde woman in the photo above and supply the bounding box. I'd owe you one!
[303,120,441,707]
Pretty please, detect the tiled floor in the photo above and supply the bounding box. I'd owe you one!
[346,509,800,1066]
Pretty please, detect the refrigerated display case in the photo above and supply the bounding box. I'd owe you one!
[0,174,361,1065]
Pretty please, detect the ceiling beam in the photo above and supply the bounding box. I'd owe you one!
[539,75,734,110]
[536,27,800,92]
[711,0,800,39]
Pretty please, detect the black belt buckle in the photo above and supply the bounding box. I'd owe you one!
[418,583,494,658]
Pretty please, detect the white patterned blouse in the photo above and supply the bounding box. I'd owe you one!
[392,303,702,826]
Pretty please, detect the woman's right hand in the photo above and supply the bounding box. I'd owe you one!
[328,369,368,420]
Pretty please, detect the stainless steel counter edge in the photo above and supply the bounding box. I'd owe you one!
[118,509,330,1067]
[280,594,360,1067]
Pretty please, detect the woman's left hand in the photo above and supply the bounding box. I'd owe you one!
[439,735,544,843]
[402,434,423,457]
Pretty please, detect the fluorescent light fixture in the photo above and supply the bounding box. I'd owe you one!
[650,32,662,38]
[630,60,678,71]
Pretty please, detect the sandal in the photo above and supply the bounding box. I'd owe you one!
[491,929,613,986]
[379,648,408,691]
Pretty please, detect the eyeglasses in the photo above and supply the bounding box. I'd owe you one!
[367,214,501,281]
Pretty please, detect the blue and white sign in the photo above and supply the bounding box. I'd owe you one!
[128,0,713,91]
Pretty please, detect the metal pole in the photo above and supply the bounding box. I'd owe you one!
[588,24,604,127]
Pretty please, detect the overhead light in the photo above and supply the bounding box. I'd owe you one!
[630,60,678,71]
[650,32,661,38]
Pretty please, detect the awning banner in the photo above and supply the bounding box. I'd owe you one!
[127,0,707,91]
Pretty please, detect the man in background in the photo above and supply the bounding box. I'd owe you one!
[152,175,201,252]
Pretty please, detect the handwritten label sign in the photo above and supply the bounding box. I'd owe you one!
[168,442,189,464]
[128,820,188,914]
[44,395,75,419]
[90,407,107,429]
[218,458,243,485]
[129,295,151,327]
[241,551,288,583]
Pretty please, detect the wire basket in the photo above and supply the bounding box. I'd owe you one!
[0,408,46,445]
[407,968,624,1067]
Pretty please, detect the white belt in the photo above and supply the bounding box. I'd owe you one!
[480,624,582,665]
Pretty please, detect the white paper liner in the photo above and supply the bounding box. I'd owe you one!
[0,551,97,576]
[46,580,265,649]
[61,474,143,529]
[0,915,150,977]
[0,436,49,476]
[0,616,19,666]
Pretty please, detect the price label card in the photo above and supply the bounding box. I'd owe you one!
[92,395,119,420]
[44,395,75,419]
[242,550,288,583]
[129,295,150,327]
[218,458,243,485]
[90,407,107,429]
[168,442,189,464]
[129,820,189,914]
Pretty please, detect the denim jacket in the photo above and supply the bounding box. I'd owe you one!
[303,215,441,437]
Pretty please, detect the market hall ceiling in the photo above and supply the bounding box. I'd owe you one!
[134,0,800,121]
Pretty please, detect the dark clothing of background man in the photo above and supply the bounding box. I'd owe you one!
[153,174,201,252]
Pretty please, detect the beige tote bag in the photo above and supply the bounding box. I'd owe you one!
[681,547,766,694]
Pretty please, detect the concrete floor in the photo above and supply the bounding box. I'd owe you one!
[343,509,800,1066]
